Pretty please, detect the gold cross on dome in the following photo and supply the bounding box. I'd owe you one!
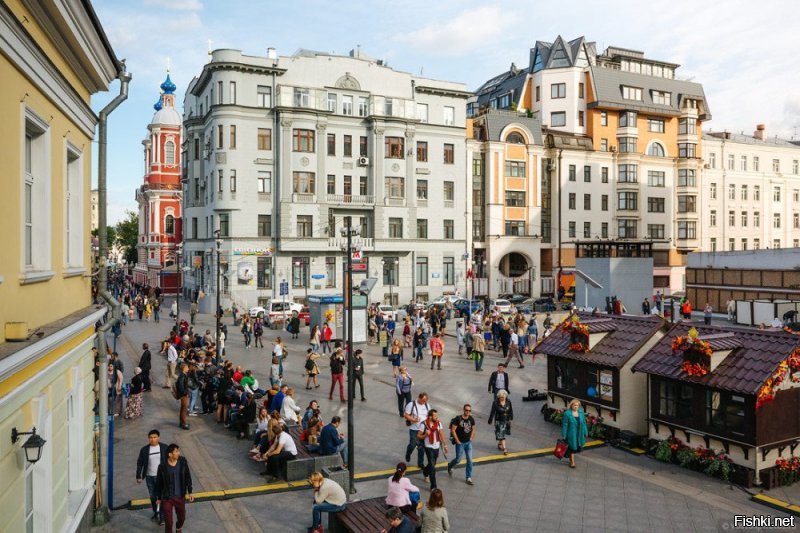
[166,56,171,73]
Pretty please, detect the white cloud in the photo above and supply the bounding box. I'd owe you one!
[394,6,512,56]
[141,0,202,10]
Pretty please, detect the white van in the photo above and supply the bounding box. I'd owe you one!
[250,301,303,325]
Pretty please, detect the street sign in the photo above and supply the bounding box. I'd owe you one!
[311,274,325,280]
[351,249,363,261]
[351,263,367,272]
[279,281,289,296]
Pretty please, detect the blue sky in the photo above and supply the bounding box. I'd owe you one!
[92,0,800,224]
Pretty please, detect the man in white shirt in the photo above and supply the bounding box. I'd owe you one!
[261,425,297,481]
[504,329,524,368]
[403,392,430,469]
[164,342,178,389]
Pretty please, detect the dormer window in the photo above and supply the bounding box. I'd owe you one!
[621,86,642,101]
[652,90,671,106]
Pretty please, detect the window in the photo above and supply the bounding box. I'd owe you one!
[741,184,748,200]
[601,167,608,183]
[257,171,271,193]
[601,195,608,211]
[601,222,608,238]
[728,210,735,227]
[600,138,608,152]
[618,164,638,183]
[550,112,566,127]
[444,181,455,202]
[678,143,696,158]
[443,220,454,239]
[324,257,336,288]
[774,213,781,229]
[385,137,405,159]
[740,156,747,171]
[230,169,237,192]
[294,88,310,107]
[729,238,735,252]
[257,85,272,107]
[678,118,696,135]
[554,359,581,395]
[64,147,82,267]
[191,218,198,239]
[504,160,526,177]
[706,391,745,435]
[619,111,636,128]
[619,137,637,153]
[741,211,748,227]
[795,189,800,202]
[710,238,717,252]
[709,182,717,199]
[217,169,223,193]
[217,124,224,149]
[600,111,608,126]
[218,213,230,237]
[360,136,368,157]
[384,98,394,115]
[506,190,525,206]
[342,95,353,115]
[677,195,696,213]
[578,111,585,127]
[677,221,696,239]
[648,197,665,213]
[257,128,272,150]
[774,186,781,202]
[292,129,315,152]
[257,214,271,237]
[773,159,781,172]
[708,152,716,168]
[23,115,49,270]
[417,180,428,200]
[568,165,576,181]
[358,96,368,117]
[774,239,782,249]
[648,224,665,239]
[343,175,352,196]
[752,238,760,250]
[651,90,671,105]
[343,135,352,158]
[754,211,760,227]
[443,106,455,126]
[441,256,455,285]
[647,142,665,157]
[583,221,591,238]
[505,221,526,236]
[754,185,760,201]
[741,239,748,251]
[726,154,734,170]
[292,172,315,194]
[385,177,405,198]
[506,132,525,144]
[499,93,511,109]
[618,219,637,238]
[648,171,665,187]
[193,138,200,160]
[416,257,428,285]
[444,143,454,164]
[568,221,576,238]
[618,192,638,210]
[709,209,717,226]
[568,193,576,210]
[578,83,584,98]
[387,217,403,238]
[551,83,566,98]
[228,125,236,149]
[796,213,800,229]
[583,194,591,210]
[728,184,736,200]
[416,219,428,238]
[164,140,176,165]
[753,156,760,171]
[292,257,309,288]
[327,133,336,156]
[621,86,642,101]
[217,80,223,104]
[416,141,428,162]
[582,166,591,182]
[658,381,694,420]
[297,215,313,237]
[648,118,665,133]
[359,176,368,195]
[416,103,428,122]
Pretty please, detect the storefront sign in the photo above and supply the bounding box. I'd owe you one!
[233,247,273,256]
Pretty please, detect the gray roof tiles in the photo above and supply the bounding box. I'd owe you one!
[478,110,543,145]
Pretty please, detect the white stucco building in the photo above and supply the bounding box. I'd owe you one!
[181,48,471,310]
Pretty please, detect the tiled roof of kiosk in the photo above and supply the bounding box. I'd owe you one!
[633,324,800,394]
[535,312,663,367]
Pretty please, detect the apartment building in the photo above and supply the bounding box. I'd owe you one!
[181,48,471,310]
[0,0,122,530]
[702,126,800,252]
[472,36,711,295]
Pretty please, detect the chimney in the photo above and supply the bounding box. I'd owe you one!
[754,124,766,141]
[266,47,277,60]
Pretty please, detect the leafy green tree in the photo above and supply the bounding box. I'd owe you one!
[115,211,139,265]
[91,226,117,249]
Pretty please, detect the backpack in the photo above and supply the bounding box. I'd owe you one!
[405,401,430,427]
[305,358,315,371]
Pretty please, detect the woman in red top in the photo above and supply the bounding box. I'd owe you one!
[321,322,333,355]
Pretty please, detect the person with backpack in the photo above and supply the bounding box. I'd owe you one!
[429,333,444,370]
[403,392,430,470]
[304,348,321,389]
[412,327,425,363]
[253,317,264,348]
[419,409,448,490]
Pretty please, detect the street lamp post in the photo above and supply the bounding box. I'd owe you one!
[214,230,222,363]
[341,223,360,495]
[175,243,183,326]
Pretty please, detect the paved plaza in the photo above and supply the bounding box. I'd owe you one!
[98,300,797,532]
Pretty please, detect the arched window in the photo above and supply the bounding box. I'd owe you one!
[165,214,174,234]
[647,142,666,157]
[165,140,175,164]
[506,132,525,144]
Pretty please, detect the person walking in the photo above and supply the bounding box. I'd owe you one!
[499,323,512,360]
[241,315,252,349]
[155,443,194,533]
[455,322,465,355]
[419,409,448,490]
[125,368,145,419]
[328,348,346,402]
[352,349,366,401]
[488,390,513,455]
[413,327,425,363]
[642,298,651,316]
[289,312,301,340]
[704,303,713,325]
[526,318,539,351]
[321,322,333,355]
[472,327,485,371]
[176,363,190,430]
[727,298,736,321]
[385,462,421,513]
[561,398,589,468]
[139,343,152,391]
[389,339,403,377]
[419,488,450,533]
[447,404,476,485]
[186,365,201,417]
[379,324,390,358]
[503,326,524,368]
[273,337,287,378]
[308,471,347,533]
[404,392,430,469]
[488,363,510,396]
[429,333,444,370]
[253,316,265,348]
[163,341,178,389]
[153,298,161,323]
[310,324,321,353]
[304,349,321,389]
[135,429,168,525]
[108,363,123,417]
[189,301,198,325]
[395,367,413,417]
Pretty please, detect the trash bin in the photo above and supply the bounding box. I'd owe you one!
[322,465,350,495]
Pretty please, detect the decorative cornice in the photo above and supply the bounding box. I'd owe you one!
[192,61,287,95]
[415,85,473,99]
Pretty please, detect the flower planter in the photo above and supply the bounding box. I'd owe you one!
[760,466,779,490]
[730,465,755,488]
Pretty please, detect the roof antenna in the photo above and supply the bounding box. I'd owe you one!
[420,66,424,76]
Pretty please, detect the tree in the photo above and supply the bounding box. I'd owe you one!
[115,210,139,265]
[91,226,116,249]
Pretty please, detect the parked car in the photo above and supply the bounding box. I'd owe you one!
[453,298,482,318]
[488,299,512,313]
[518,297,558,314]
[378,305,397,321]
[251,301,303,325]
[499,293,528,305]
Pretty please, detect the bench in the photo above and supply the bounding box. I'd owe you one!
[330,497,419,533]
[283,425,341,481]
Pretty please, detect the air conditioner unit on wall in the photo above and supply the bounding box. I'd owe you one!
[358,156,369,166]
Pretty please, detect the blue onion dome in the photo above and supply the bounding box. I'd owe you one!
[153,97,163,111]
[160,74,176,95]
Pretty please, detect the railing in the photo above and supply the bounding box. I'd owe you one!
[292,193,316,203]
[326,194,375,205]
[384,197,406,207]
[328,237,374,250]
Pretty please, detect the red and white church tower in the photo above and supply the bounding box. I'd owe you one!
[133,73,183,292]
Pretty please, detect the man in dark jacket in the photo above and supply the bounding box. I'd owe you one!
[488,363,510,396]
[135,429,168,524]
[176,364,190,430]
[319,416,347,465]
[351,349,366,401]
[139,343,152,391]
[155,443,194,532]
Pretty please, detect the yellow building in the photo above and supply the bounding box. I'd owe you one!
[0,1,121,531]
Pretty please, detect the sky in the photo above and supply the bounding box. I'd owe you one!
[92,0,800,224]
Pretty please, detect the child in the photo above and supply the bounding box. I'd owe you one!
[455,322,465,355]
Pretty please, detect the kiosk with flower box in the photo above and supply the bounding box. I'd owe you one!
[633,324,800,487]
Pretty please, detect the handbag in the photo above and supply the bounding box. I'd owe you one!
[409,490,421,507]
[554,439,568,459]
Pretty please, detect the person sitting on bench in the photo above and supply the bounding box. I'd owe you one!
[319,416,347,466]
[308,471,346,533]
[260,424,297,481]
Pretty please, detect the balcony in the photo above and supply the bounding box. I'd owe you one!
[616,126,638,138]
[328,237,374,250]
[325,194,375,206]
[292,193,316,203]
[276,85,328,111]
[383,196,407,207]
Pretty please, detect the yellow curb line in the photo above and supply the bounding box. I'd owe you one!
[751,494,800,516]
